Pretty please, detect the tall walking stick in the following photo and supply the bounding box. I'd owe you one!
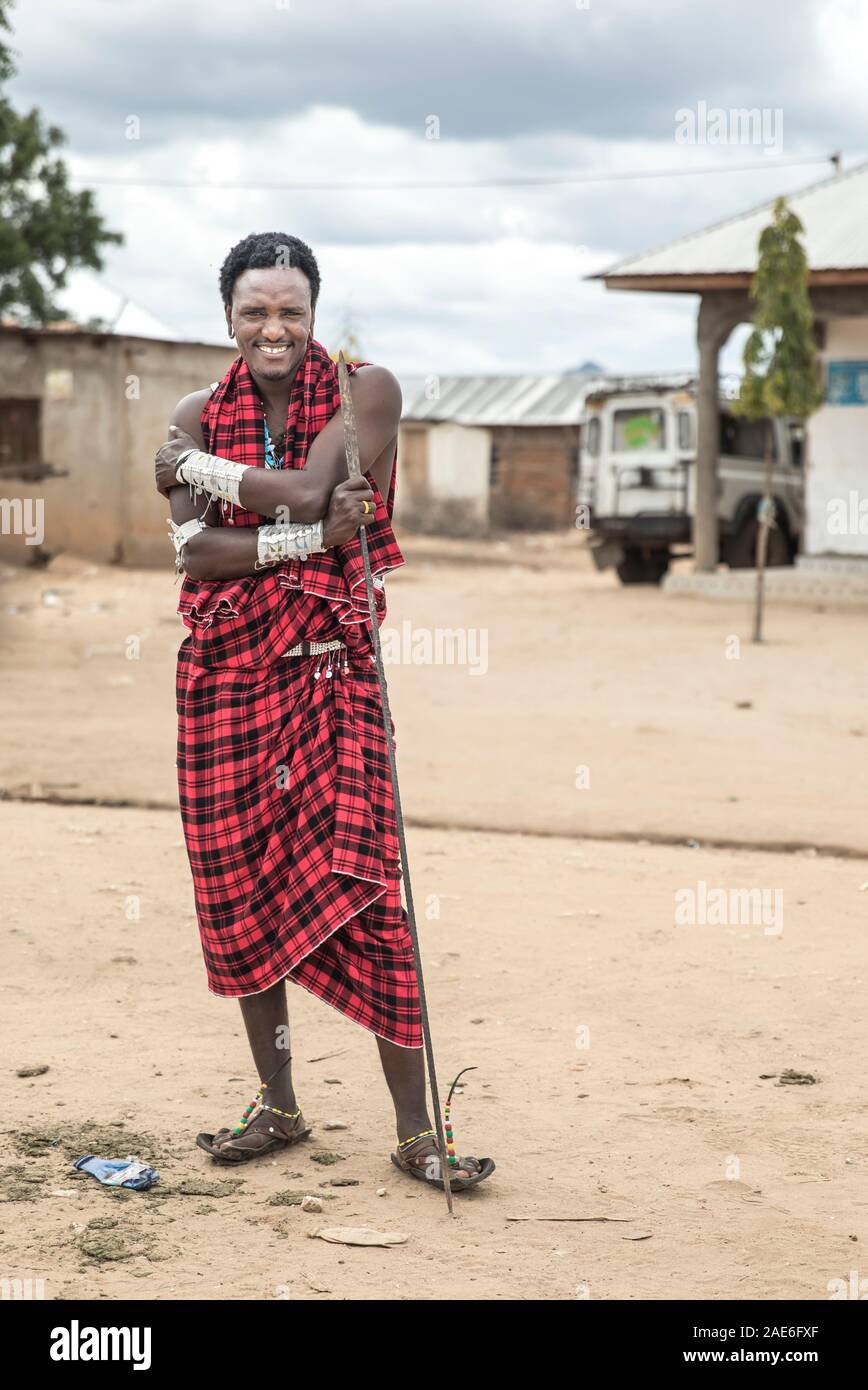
[337,352,454,1218]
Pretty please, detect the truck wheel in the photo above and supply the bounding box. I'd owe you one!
[725,517,792,569]
[644,550,671,584]
[616,547,671,585]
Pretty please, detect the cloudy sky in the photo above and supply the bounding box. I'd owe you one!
[8,0,868,377]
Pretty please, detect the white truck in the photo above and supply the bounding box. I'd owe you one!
[578,380,805,584]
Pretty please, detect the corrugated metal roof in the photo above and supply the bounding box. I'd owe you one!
[401,371,700,425]
[59,272,181,339]
[582,372,697,396]
[598,159,868,280]
[402,373,593,425]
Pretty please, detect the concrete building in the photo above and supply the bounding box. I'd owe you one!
[0,326,235,566]
[596,160,868,571]
[397,374,585,534]
[0,324,589,563]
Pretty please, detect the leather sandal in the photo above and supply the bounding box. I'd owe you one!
[197,1100,311,1165]
[390,1128,495,1192]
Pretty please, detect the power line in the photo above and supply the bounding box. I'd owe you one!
[67,153,837,194]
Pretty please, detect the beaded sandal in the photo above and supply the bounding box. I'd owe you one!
[196,1071,311,1165]
[391,1128,495,1191]
[390,1071,495,1192]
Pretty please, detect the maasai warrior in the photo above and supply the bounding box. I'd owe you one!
[154,233,494,1191]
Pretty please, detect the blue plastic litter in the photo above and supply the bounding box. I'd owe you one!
[72,1155,160,1191]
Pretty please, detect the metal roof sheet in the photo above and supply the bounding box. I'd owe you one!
[401,371,700,425]
[598,159,868,280]
[402,373,592,426]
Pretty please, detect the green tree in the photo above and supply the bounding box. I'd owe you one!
[734,196,823,642]
[0,0,122,325]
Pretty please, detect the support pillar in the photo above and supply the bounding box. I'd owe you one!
[694,292,749,572]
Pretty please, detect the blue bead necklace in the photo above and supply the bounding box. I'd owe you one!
[263,417,285,469]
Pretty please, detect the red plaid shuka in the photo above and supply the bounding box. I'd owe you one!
[174,339,423,1048]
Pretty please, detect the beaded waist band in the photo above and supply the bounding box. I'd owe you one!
[282,639,346,658]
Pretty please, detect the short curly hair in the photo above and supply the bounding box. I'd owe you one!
[219,232,321,309]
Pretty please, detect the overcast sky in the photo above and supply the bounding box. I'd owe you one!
[8,0,867,377]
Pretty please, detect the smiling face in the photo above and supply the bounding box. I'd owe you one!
[225,266,315,384]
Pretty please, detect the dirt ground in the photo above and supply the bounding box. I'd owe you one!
[1,533,866,1301]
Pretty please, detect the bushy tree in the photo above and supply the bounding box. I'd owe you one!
[0,0,122,324]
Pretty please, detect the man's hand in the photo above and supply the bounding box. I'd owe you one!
[322,475,377,547]
[155,425,198,496]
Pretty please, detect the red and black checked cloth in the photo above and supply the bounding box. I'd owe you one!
[176,339,404,667]
[174,342,422,1047]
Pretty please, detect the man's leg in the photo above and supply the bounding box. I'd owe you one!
[210,979,304,1152]
[239,979,298,1111]
[376,1037,478,1180]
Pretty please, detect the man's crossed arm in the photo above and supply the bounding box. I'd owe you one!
[157,366,400,581]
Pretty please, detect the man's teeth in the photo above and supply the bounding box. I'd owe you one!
[259,345,289,355]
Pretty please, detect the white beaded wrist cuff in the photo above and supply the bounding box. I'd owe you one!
[175,448,249,508]
[167,515,207,572]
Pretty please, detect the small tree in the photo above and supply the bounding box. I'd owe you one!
[734,197,823,642]
[0,0,122,324]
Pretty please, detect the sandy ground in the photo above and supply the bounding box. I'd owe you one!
[1,535,867,1301]
[1,532,867,852]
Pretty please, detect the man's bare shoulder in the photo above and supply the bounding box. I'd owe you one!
[172,387,213,425]
[170,387,213,446]
[351,364,402,415]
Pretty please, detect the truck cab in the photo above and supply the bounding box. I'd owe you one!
[578,383,804,584]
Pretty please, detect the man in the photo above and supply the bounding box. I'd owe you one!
[155,232,494,1192]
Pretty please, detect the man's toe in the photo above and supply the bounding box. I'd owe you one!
[453,1157,481,1180]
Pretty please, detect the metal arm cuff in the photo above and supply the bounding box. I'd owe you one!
[255,520,326,569]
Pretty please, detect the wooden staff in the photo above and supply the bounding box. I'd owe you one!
[337,351,454,1218]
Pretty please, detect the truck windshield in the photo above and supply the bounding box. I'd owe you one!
[612,408,665,452]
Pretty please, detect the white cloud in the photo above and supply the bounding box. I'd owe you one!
[6,0,861,374]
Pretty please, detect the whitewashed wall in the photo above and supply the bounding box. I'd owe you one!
[426,422,490,523]
[806,317,868,558]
